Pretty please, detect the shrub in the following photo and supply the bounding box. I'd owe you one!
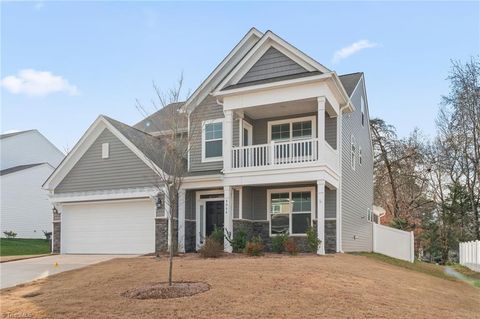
[271,232,289,253]
[199,237,223,258]
[3,231,17,239]
[306,226,321,253]
[284,238,299,255]
[43,230,52,241]
[226,228,248,253]
[244,235,264,256]
[210,225,224,244]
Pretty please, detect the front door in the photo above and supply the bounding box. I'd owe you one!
[205,201,224,237]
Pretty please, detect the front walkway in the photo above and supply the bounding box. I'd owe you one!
[0,254,135,289]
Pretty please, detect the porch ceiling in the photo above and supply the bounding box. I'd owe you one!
[240,98,318,119]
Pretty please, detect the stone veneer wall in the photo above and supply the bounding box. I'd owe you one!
[233,219,336,253]
[52,208,61,253]
[185,220,196,252]
[155,218,168,253]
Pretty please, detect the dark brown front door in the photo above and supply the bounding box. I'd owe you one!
[205,201,224,236]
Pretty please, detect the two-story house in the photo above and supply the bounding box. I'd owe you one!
[43,28,373,255]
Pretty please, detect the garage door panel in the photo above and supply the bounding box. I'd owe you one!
[61,199,155,254]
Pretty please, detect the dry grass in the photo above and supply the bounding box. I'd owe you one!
[1,254,479,319]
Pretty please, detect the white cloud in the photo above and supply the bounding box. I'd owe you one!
[332,40,379,63]
[1,69,79,97]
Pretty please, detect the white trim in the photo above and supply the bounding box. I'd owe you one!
[195,189,224,250]
[267,115,317,143]
[48,187,158,203]
[178,189,186,253]
[317,180,325,255]
[238,186,243,219]
[241,120,253,146]
[201,118,224,163]
[215,30,330,91]
[183,28,263,113]
[266,186,316,237]
[101,143,109,159]
[43,116,168,191]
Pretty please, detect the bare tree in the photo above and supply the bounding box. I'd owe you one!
[135,75,197,286]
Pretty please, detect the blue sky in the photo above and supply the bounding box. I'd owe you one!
[1,1,479,151]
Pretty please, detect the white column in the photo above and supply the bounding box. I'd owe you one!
[224,185,233,252]
[317,97,326,143]
[223,110,234,171]
[178,189,186,253]
[317,180,325,255]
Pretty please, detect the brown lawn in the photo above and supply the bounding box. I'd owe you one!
[1,254,478,319]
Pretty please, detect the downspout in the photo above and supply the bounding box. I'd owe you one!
[337,103,350,253]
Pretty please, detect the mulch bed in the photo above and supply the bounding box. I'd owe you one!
[121,281,210,300]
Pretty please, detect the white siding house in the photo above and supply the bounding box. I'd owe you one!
[0,130,64,238]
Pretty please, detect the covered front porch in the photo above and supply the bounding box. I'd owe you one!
[177,178,340,255]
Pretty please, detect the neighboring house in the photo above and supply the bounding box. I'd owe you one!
[1,130,64,238]
[43,28,374,255]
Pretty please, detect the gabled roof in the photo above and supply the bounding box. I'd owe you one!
[215,30,331,92]
[133,102,187,133]
[0,163,47,176]
[339,72,363,97]
[0,129,36,140]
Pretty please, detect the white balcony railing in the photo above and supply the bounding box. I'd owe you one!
[231,138,338,171]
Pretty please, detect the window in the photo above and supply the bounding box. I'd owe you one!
[361,96,365,127]
[359,146,362,166]
[351,135,356,170]
[268,188,314,236]
[202,119,223,161]
[101,143,109,159]
[367,208,372,222]
[268,116,316,142]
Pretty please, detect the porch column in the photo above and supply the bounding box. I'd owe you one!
[223,110,234,171]
[224,185,233,253]
[165,185,172,251]
[178,188,186,253]
[317,97,326,143]
[317,180,325,255]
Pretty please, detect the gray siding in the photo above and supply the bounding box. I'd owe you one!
[239,47,307,84]
[242,187,253,219]
[189,96,224,172]
[55,129,157,193]
[325,113,337,149]
[341,78,374,252]
[233,189,239,218]
[185,190,196,220]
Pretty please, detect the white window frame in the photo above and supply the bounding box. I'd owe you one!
[367,208,372,222]
[267,116,317,143]
[359,146,362,166]
[266,187,315,237]
[351,135,356,171]
[101,143,109,159]
[361,96,365,127]
[201,118,224,163]
[241,120,253,146]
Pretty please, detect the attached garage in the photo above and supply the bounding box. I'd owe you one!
[61,199,155,254]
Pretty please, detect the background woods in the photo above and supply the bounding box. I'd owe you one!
[372,57,480,264]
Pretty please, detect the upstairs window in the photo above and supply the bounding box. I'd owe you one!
[268,116,315,142]
[367,208,372,222]
[359,146,363,166]
[351,135,356,171]
[202,119,223,162]
[361,97,365,127]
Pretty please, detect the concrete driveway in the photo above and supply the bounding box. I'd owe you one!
[0,254,136,289]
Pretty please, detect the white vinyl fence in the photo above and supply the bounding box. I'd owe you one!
[373,223,414,263]
[459,240,480,272]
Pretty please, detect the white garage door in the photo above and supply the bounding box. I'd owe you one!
[61,199,155,254]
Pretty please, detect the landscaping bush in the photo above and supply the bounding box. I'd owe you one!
[306,226,321,253]
[226,228,248,253]
[271,232,289,253]
[199,237,223,258]
[3,231,17,239]
[244,235,264,256]
[284,238,299,255]
[210,225,224,244]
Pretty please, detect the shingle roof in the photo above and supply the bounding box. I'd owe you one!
[133,102,187,134]
[339,72,363,97]
[104,116,186,175]
[0,163,45,176]
[0,130,35,140]
[223,71,323,91]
